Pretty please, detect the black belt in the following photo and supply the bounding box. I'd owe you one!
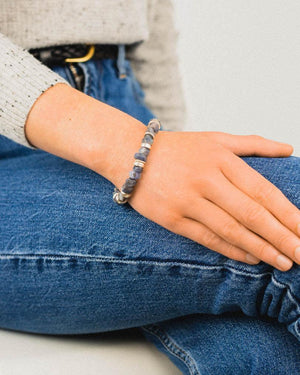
[28,43,119,68]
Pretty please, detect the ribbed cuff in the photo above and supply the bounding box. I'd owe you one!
[0,33,72,150]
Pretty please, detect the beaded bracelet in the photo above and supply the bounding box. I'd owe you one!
[112,118,161,205]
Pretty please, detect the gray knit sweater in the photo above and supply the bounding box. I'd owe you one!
[0,0,186,149]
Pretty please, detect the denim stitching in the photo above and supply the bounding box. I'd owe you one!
[1,253,299,339]
[77,61,92,95]
[0,252,294,277]
[271,276,300,314]
[296,319,300,336]
[271,275,300,336]
[0,253,299,313]
[63,65,76,89]
[141,325,201,375]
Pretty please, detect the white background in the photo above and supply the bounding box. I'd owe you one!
[173,0,300,156]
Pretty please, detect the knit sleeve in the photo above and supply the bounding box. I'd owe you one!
[0,32,72,149]
[127,0,187,131]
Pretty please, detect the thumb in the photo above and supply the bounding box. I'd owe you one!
[202,132,294,157]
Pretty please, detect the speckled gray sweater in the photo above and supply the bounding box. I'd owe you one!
[0,0,186,149]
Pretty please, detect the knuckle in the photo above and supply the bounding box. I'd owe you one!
[224,243,247,263]
[255,242,270,259]
[254,183,275,204]
[197,174,216,189]
[224,242,238,260]
[242,203,265,225]
[276,232,291,249]
[221,221,240,241]
[275,193,294,217]
[198,171,224,196]
[201,230,219,248]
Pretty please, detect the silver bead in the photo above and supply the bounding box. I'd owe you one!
[141,142,152,150]
[134,160,145,167]
[113,188,129,204]
[120,189,132,198]
[117,196,128,204]
[116,194,128,204]
[144,131,154,138]
[148,118,161,132]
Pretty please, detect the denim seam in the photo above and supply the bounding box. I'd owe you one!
[296,319,300,337]
[271,276,300,313]
[141,325,201,375]
[62,65,76,88]
[77,61,92,95]
[271,275,300,337]
[0,252,293,277]
[0,253,299,315]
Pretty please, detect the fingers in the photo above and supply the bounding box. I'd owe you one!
[202,132,294,157]
[234,135,293,157]
[202,172,300,270]
[184,197,292,271]
[175,216,261,265]
[221,154,300,238]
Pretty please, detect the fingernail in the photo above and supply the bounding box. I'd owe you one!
[276,254,293,270]
[246,254,260,264]
[295,247,300,262]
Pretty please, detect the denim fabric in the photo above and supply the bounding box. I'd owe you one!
[142,313,300,375]
[0,45,299,374]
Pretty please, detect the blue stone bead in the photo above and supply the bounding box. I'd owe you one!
[129,171,141,180]
[147,126,156,135]
[125,178,136,186]
[134,152,147,161]
[143,135,153,144]
[139,147,150,156]
[148,120,160,133]
[122,185,135,194]
[133,165,143,173]
[129,170,142,180]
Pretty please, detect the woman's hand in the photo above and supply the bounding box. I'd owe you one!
[127,130,300,271]
[25,84,299,271]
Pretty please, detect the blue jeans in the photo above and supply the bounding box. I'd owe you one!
[0,45,299,374]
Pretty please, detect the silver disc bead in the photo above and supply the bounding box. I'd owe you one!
[113,188,128,204]
[120,189,131,198]
[134,160,145,167]
[144,131,155,138]
[141,142,152,150]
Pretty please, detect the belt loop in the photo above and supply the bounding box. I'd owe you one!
[117,44,127,79]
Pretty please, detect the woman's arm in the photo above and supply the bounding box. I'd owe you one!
[24,82,147,189]
[2,5,299,272]
[25,80,300,272]
[0,32,71,148]
[0,31,146,188]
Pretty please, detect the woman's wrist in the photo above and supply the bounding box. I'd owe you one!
[25,82,148,186]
